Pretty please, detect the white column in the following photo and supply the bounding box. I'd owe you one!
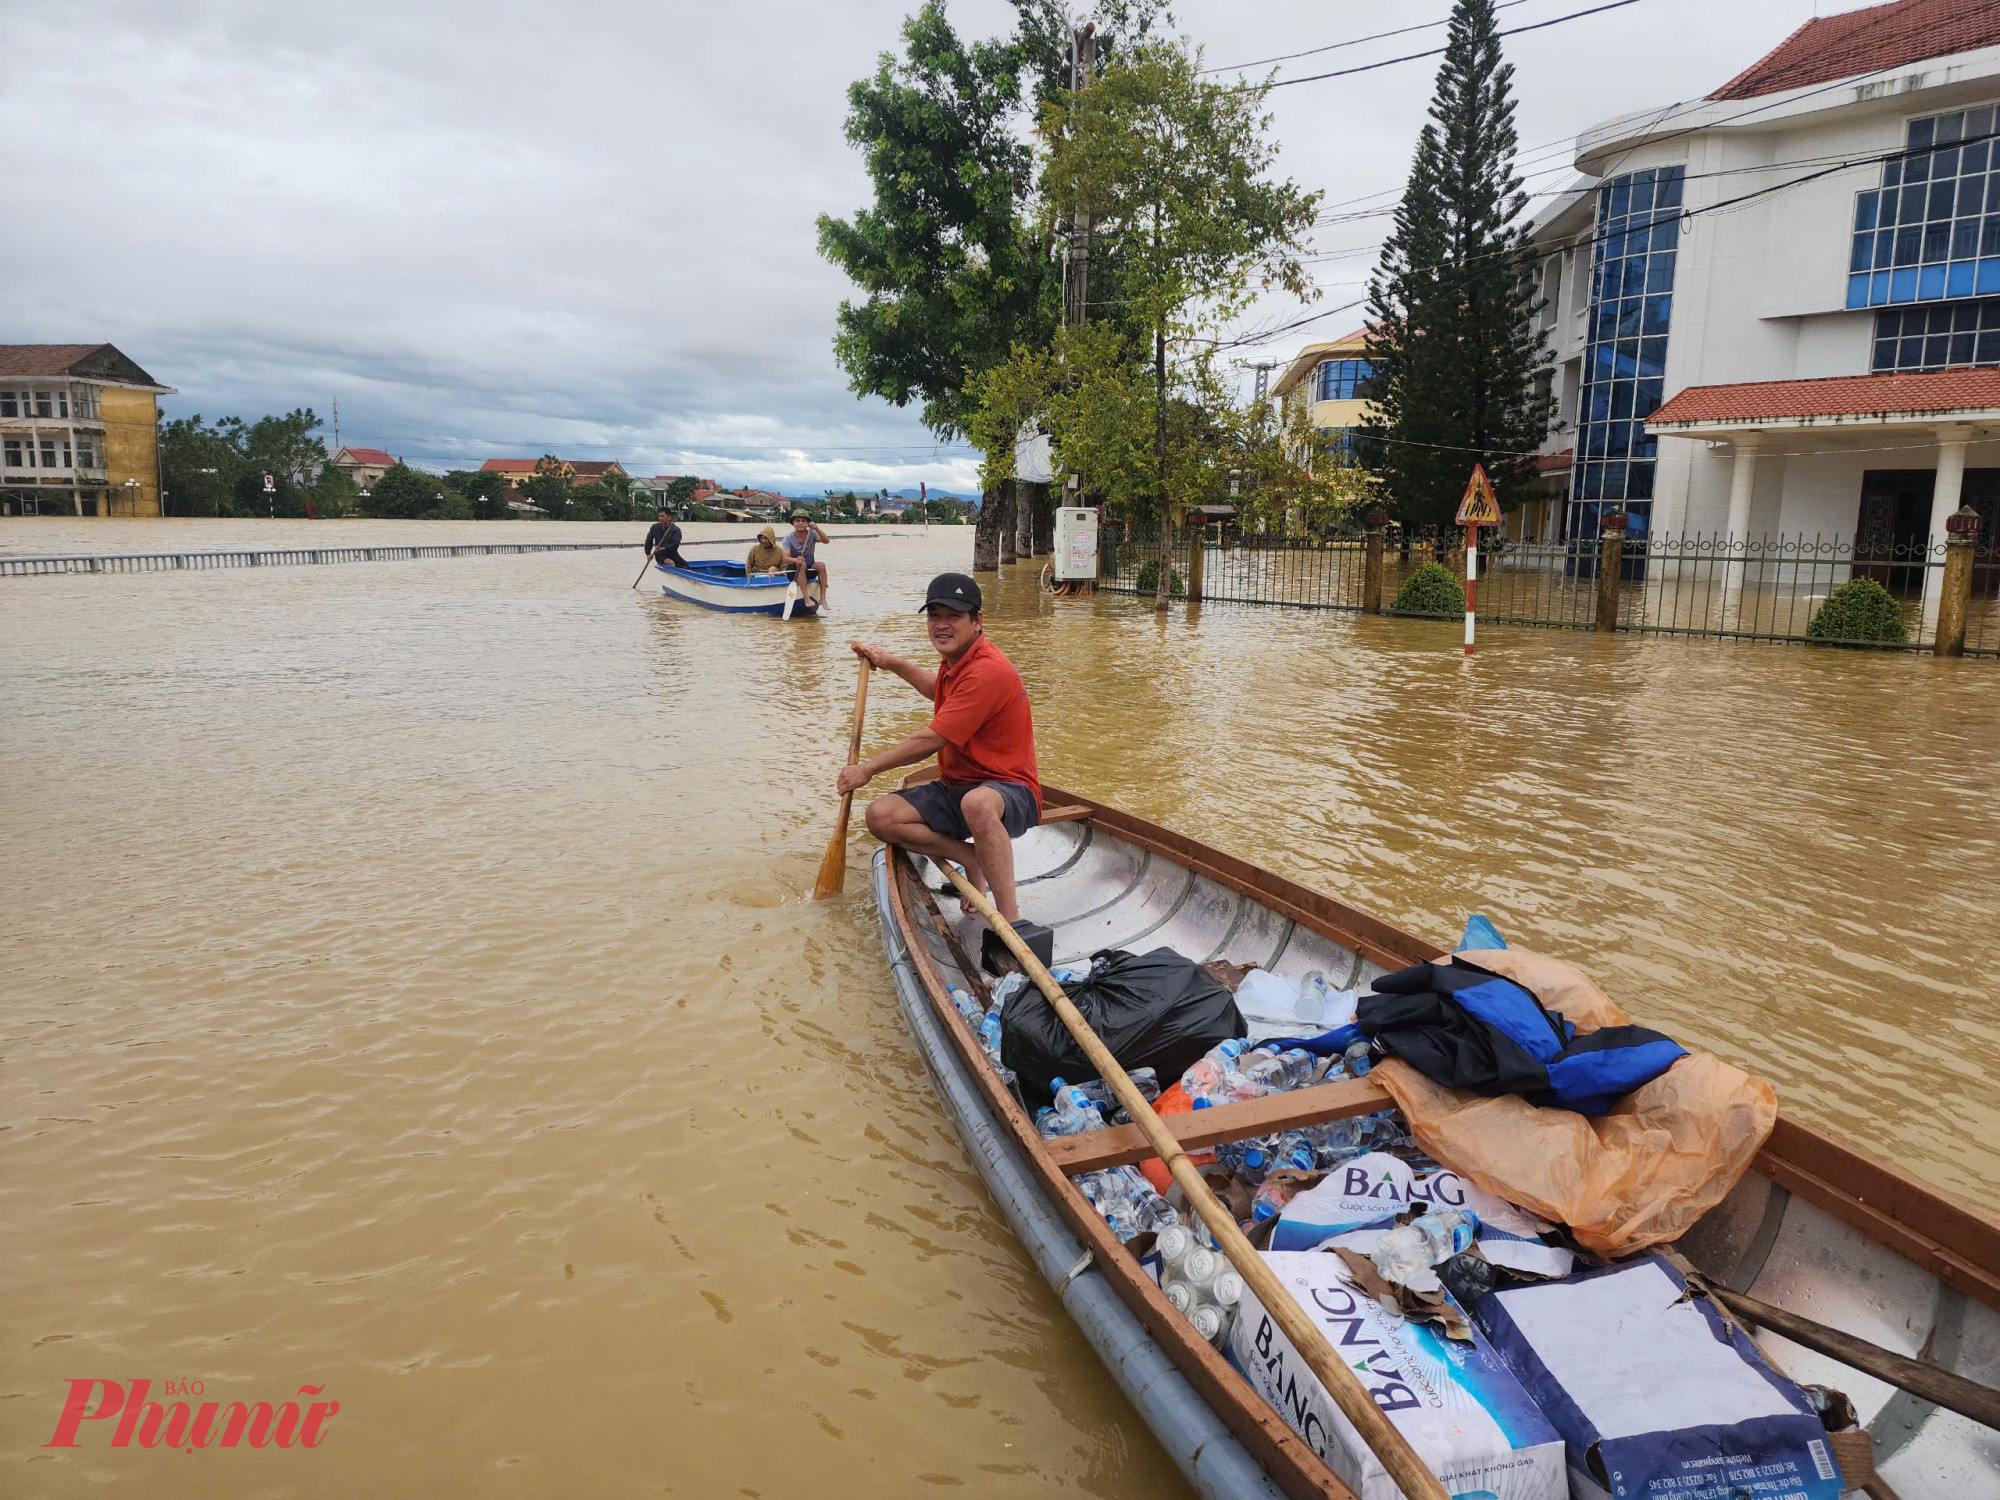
[1923,424,1974,616]
[1721,432,1762,612]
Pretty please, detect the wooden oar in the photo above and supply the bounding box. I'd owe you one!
[1704,1282,2000,1433]
[631,548,655,589]
[812,658,871,899]
[932,861,1451,1500]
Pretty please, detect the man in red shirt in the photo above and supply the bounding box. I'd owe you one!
[839,573,1040,923]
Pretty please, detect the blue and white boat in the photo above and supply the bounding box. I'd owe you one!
[654,559,820,617]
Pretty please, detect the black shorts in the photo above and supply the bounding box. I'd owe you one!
[899,780,1039,841]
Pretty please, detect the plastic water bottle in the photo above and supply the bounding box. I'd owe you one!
[1343,1039,1375,1078]
[1239,1047,1318,1093]
[1251,1178,1298,1222]
[1180,1039,1256,1105]
[947,985,983,1025]
[1265,1130,1318,1173]
[1213,1139,1271,1184]
[989,971,1029,1008]
[1035,1079,1103,1139]
[1369,1209,1482,1284]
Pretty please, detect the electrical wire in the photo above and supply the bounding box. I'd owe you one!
[1252,0,1650,91]
[1202,0,1536,75]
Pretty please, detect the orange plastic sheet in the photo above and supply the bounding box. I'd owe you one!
[1369,948,1777,1258]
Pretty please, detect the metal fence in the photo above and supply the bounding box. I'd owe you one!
[0,541,633,577]
[1100,522,2000,655]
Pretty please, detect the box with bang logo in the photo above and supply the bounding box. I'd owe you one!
[1229,1251,1567,1500]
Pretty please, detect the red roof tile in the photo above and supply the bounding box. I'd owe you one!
[1709,0,2000,101]
[1650,367,2000,425]
[481,458,542,474]
[0,343,167,388]
[1535,448,1574,473]
[336,447,397,466]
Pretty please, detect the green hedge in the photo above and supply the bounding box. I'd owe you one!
[1390,561,1466,616]
[1806,578,1907,646]
[1135,559,1187,597]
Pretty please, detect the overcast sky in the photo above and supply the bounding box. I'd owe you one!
[7,0,1828,494]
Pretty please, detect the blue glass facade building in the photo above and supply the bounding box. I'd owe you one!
[1570,165,1684,540]
[1848,103,2000,313]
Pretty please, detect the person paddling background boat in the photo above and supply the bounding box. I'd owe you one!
[643,508,687,569]
[840,573,1040,923]
[745,526,788,574]
[782,513,831,609]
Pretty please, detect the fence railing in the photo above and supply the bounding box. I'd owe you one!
[0,541,634,577]
[1099,522,2000,655]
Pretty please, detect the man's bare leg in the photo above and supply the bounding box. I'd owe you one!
[957,786,1020,923]
[865,793,988,898]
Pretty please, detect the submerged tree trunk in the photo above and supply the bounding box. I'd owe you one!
[999,479,1019,564]
[1014,477,1035,558]
[974,482,1005,570]
[1154,321,1171,611]
[1031,481,1055,555]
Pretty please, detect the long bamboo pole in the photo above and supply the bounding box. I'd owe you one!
[933,860,1450,1500]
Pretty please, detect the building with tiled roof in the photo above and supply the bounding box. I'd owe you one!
[1272,327,1378,462]
[479,457,629,491]
[0,344,175,516]
[1517,0,2000,583]
[328,446,401,491]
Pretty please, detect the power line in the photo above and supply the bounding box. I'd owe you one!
[1202,0,1535,75]
[1255,0,1650,91]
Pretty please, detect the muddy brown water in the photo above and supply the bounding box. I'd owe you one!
[3,518,1995,1497]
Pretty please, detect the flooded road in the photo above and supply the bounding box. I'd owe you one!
[4,517,1996,1497]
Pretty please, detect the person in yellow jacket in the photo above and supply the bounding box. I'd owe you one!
[745,527,788,575]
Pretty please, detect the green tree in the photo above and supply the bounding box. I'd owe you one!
[364,463,435,519]
[159,413,242,517]
[445,468,511,520]
[1360,0,1554,531]
[313,461,360,517]
[521,456,574,517]
[1040,40,1317,607]
[662,475,700,511]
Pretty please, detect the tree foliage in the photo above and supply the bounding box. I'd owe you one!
[160,407,332,518]
[1360,0,1554,531]
[364,463,438,519]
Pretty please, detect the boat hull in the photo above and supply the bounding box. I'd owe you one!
[655,559,818,616]
[871,784,2000,1500]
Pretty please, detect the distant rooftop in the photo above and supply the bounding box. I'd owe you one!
[0,343,172,391]
[1709,0,2000,101]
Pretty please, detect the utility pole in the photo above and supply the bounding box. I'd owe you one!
[1063,24,1097,330]
[332,398,340,453]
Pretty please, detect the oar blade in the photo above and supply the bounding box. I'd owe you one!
[783,582,798,621]
[811,812,850,899]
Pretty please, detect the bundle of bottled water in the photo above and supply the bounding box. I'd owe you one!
[1076,1164,1179,1242]
[1033,1071,1161,1139]
[1155,1221,1243,1345]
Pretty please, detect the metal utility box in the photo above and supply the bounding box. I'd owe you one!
[1054,507,1099,581]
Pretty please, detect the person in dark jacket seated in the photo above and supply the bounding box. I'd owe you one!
[643,509,687,569]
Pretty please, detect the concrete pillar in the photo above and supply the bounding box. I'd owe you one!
[1186,522,1206,601]
[1923,424,1974,618]
[1596,510,1629,633]
[1934,504,1982,657]
[1720,432,1762,611]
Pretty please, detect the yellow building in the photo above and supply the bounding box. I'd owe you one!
[0,345,174,516]
[1270,327,1378,454]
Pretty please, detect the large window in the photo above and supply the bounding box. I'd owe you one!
[1570,164,1684,538]
[1872,298,2000,371]
[1314,358,1375,402]
[1848,103,2000,310]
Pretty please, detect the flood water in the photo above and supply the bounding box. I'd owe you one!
[4,517,1996,1497]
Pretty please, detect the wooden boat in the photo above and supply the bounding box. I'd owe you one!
[869,784,2000,1500]
[655,557,819,616]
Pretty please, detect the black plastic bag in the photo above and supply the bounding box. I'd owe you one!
[1001,947,1245,1108]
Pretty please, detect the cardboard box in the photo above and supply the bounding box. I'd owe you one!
[1474,1256,1845,1500]
[1229,1251,1568,1500]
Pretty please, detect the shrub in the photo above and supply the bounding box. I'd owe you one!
[1390,560,1466,615]
[1806,577,1907,646]
[1134,559,1186,597]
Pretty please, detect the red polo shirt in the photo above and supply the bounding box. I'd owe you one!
[930,633,1040,810]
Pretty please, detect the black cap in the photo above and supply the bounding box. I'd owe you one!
[919,572,982,614]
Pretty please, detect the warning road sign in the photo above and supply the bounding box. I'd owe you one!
[1455,464,1500,526]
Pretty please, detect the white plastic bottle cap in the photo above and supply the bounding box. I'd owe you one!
[1210,1271,1244,1307]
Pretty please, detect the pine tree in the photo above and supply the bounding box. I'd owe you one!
[1361,0,1553,532]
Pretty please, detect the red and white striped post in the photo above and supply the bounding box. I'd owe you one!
[1454,465,1500,658]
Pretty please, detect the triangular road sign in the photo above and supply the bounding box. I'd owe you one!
[1455,464,1501,526]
